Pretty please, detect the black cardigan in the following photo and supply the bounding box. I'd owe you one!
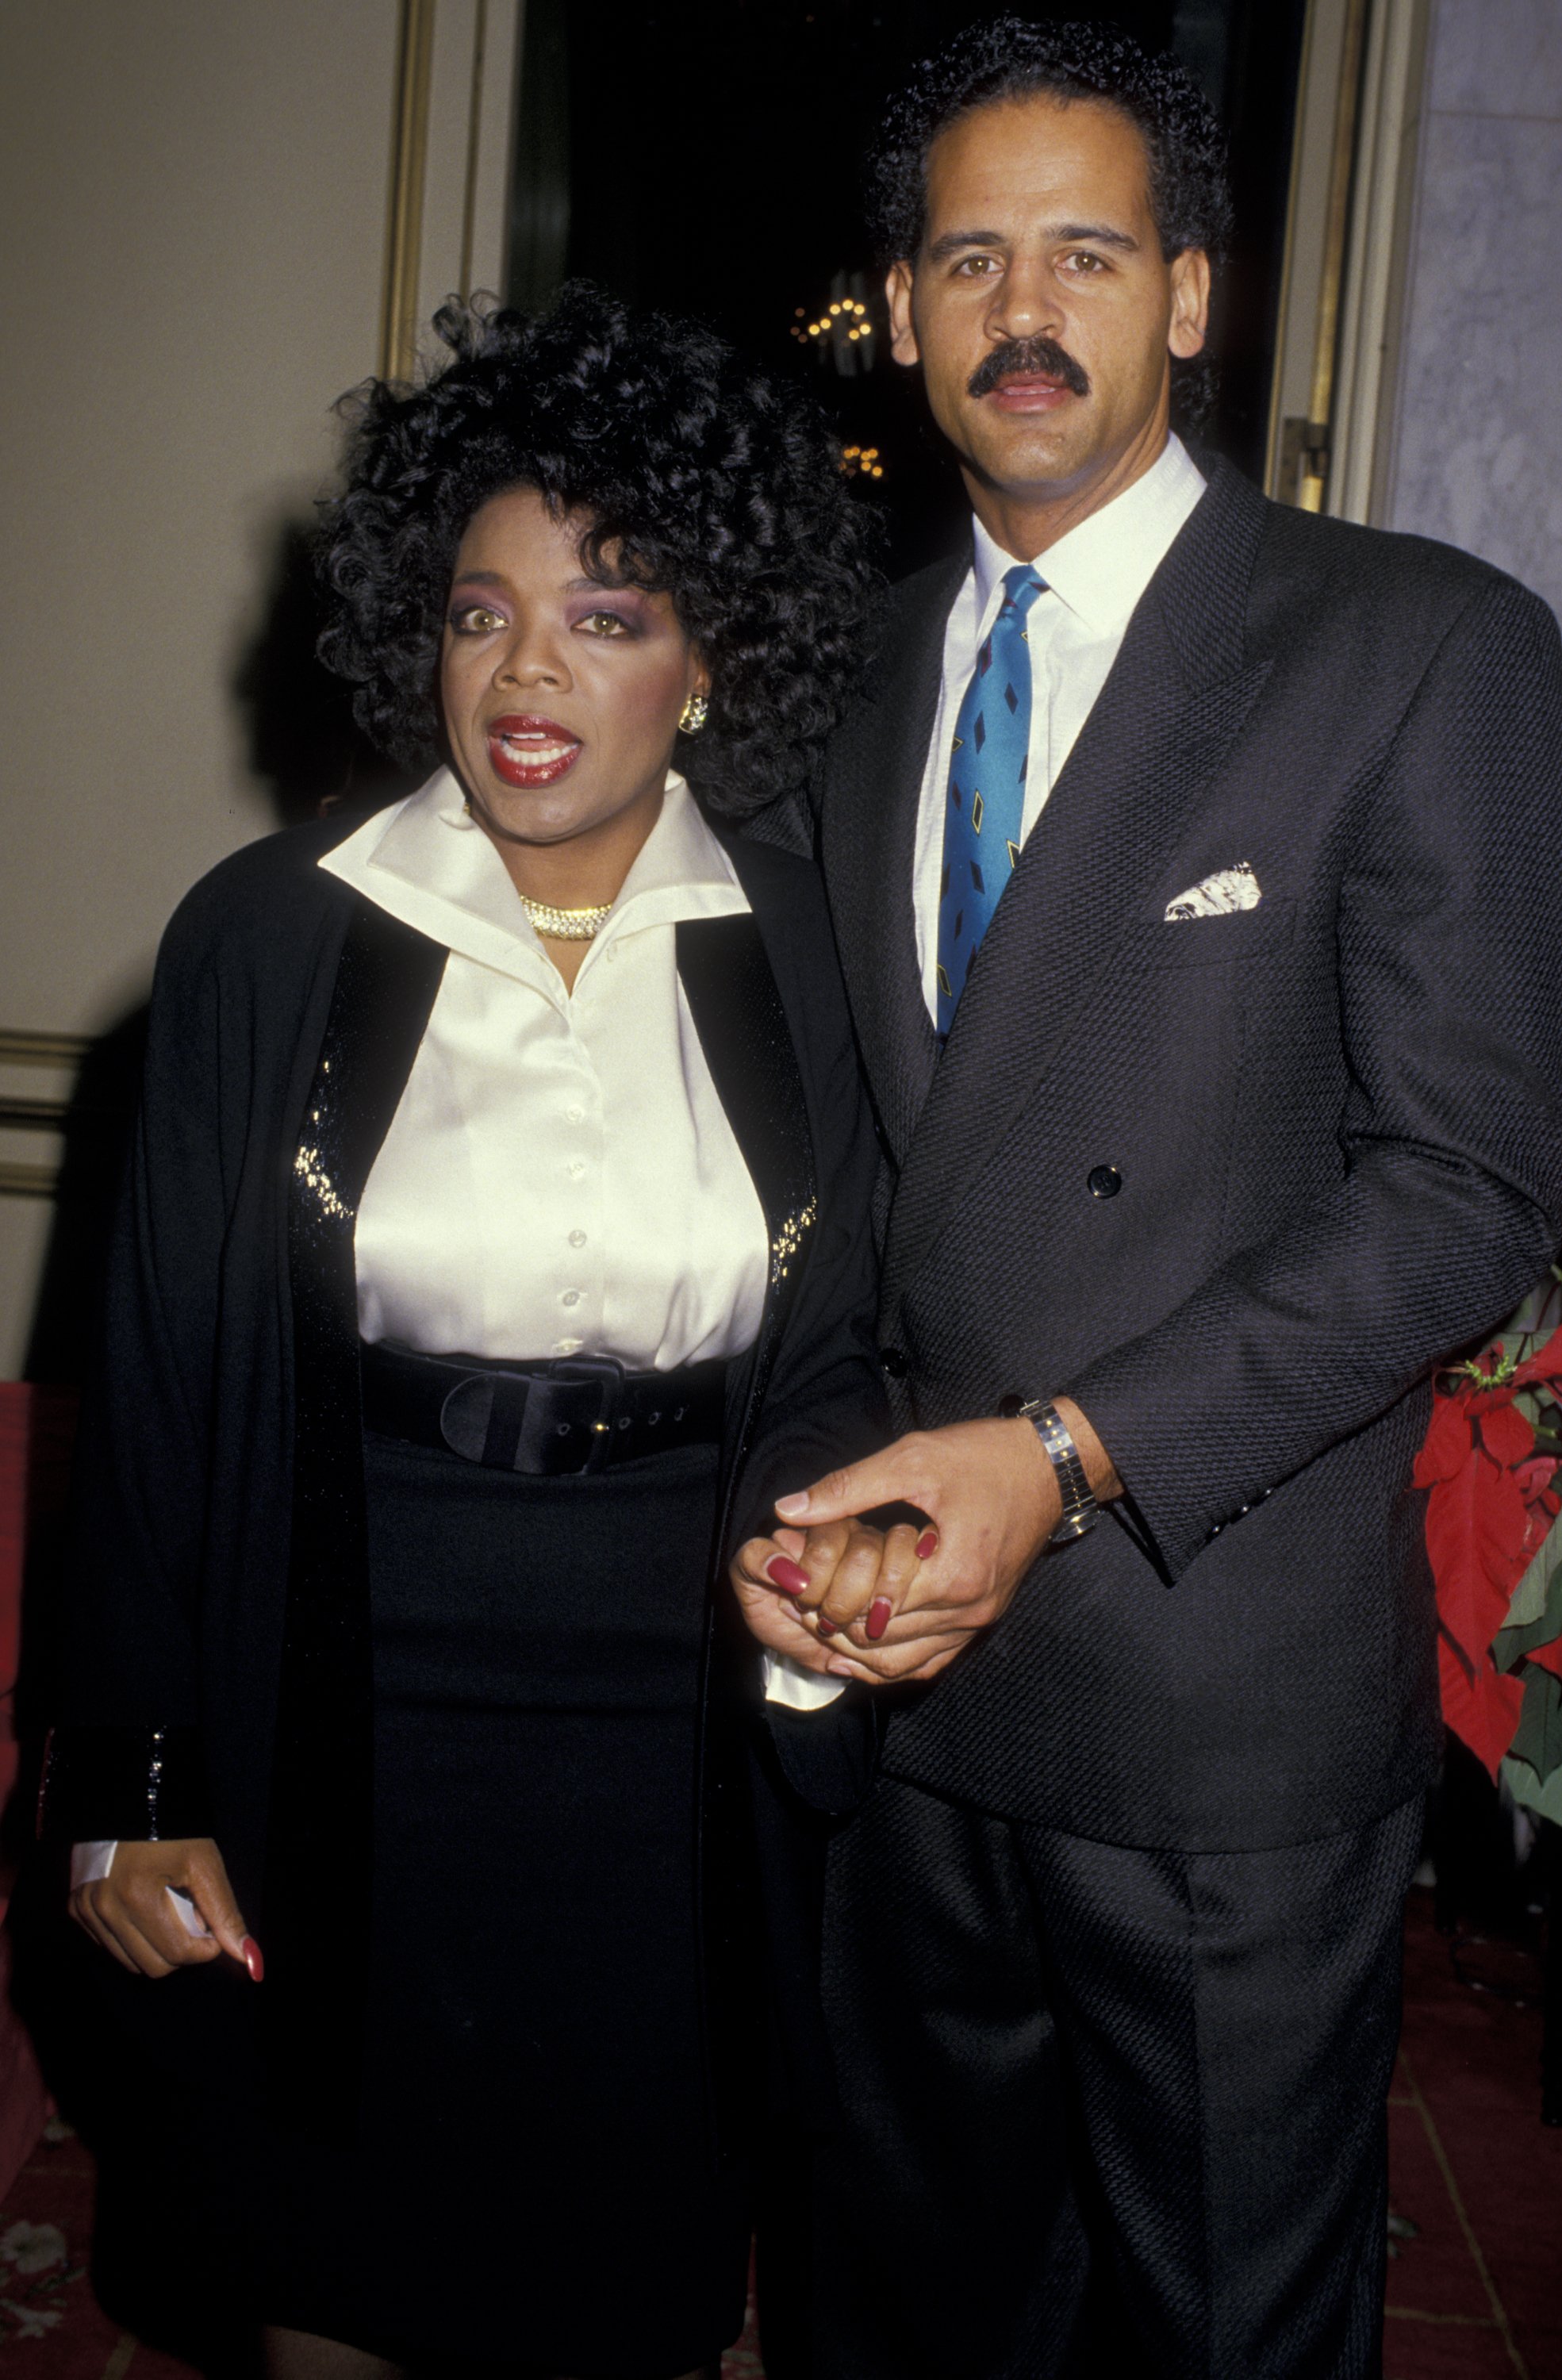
[48,809,887,2125]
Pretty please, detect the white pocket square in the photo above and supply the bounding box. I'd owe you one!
[1165,862,1261,920]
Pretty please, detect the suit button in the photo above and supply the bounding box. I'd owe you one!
[1088,1165,1123,1199]
[880,1346,909,1379]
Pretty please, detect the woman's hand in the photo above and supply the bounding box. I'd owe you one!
[731,1514,935,1673]
[70,1839,263,1981]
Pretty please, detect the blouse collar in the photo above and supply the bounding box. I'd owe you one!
[319,767,749,987]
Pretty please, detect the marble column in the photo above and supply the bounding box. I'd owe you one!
[1385,0,1562,620]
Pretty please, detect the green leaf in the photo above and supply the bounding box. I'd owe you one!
[1502,1748,1562,1824]
[1506,1664,1562,1783]
[1495,1503,1562,1654]
[1502,1273,1562,1336]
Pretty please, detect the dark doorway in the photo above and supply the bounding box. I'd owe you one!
[506,2,1307,566]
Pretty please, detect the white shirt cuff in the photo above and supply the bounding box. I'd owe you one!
[762,1651,846,1711]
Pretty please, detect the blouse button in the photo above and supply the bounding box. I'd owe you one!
[569,1229,586,1247]
[568,1161,585,1180]
[562,1289,581,1308]
[566,1106,584,1125]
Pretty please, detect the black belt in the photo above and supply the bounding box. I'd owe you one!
[359,1340,727,1476]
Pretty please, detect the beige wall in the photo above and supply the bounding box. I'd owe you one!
[0,0,517,1375]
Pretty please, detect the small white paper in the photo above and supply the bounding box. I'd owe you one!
[166,1886,212,1939]
[762,1650,845,1711]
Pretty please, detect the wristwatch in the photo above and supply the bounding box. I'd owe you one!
[1012,1398,1100,1543]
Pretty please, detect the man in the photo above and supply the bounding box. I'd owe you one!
[735,17,1562,2377]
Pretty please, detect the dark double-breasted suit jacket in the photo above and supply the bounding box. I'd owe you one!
[801,456,1562,1854]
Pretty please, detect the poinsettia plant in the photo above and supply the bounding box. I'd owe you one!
[1414,1271,1562,1817]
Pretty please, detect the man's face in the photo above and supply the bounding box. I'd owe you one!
[888,92,1209,509]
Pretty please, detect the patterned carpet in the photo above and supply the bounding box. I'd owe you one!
[1,1891,1555,2379]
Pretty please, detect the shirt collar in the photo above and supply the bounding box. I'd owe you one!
[319,766,748,986]
[969,432,1207,639]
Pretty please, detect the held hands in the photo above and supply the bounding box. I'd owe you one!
[734,1402,1119,1687]
[69,1838,263,1982]
[731,1512,938,1678]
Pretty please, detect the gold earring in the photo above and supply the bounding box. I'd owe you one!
[678,692,709,735]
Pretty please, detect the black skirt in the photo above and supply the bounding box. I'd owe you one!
[102,1430,750,2376]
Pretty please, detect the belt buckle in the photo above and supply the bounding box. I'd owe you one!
[543,1354,627,1474]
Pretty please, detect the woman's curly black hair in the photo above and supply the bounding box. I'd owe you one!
[864,17,1234,434]
[317,283,883,816]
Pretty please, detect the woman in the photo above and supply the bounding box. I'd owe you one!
[46,286,915,2380]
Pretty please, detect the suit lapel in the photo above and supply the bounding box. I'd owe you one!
[822,555,966,1164]
[676,915,818,1500]
[882,460,1274,1310]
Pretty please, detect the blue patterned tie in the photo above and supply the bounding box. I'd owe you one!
[936,565,1046,1037]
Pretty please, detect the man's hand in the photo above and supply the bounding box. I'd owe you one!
[769,1399,1119,1684]
[731,1515,932,1675]
[70,1838,263,1981]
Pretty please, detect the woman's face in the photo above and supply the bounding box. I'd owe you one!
[439,485,708,860]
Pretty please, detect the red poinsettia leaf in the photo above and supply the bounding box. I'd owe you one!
[1478,1400,1535,1467]
[1514,1322,1562,1388]
[1426,1450,1531,1670]
[1414,1395,1475,1488]
[1516,1456,1560,1503]
[1524,1636,1562,1680]
[1438,1633,1525,1779]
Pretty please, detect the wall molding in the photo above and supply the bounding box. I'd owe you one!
[378,0,437,382]
[0,1029,88,1200]
[1265,0,1433,520]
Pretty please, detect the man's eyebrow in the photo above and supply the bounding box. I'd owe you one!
[1055,221,1139,251]
[927,227,1007,260]
[925,220,1140,259]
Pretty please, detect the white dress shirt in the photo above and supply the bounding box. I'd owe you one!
[320,766,769,1370]
[912,435,1206,1018]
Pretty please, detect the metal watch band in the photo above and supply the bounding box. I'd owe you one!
[1015,1398,1100,1542]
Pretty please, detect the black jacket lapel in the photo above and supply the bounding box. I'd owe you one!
[676,915,818,1513]
[881,461,1274,1312]
[822,555,966,1165]
[267,898,447,2135]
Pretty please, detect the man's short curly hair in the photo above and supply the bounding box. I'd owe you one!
[317,283,882,817]
[864,16,1233,432]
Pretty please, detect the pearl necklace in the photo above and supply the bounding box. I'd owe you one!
[516,892,614,942]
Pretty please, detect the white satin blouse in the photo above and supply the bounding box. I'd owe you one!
[319,767,770,1369]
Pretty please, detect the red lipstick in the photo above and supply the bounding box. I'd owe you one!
[485,712,582,788]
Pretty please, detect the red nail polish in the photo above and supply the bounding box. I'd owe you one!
[866,1597,892,1641]
[817,1616,838,1638]
[766,1555,811,1595]
[916,1529,938,1559]
[241,1936,265,1983]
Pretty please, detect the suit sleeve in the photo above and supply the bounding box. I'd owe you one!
[1065,574,1562,1582]
[45,900,232,1836]
[733,867,892,1810]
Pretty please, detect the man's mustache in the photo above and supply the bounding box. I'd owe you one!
[967,337,1091,400]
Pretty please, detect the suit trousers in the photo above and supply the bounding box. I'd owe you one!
[807,1773,1423,2380]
